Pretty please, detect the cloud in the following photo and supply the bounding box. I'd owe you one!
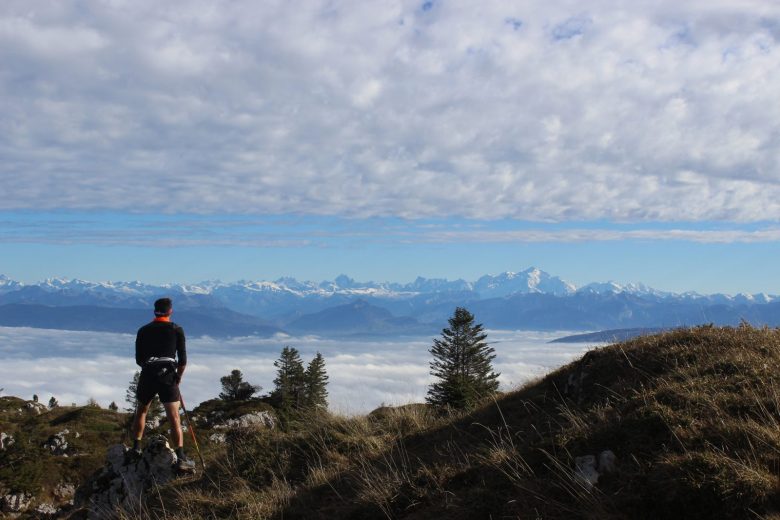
[1,1,780,222]
[0,326,590,413]
[2,213,779,246]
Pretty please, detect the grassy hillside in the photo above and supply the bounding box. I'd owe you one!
[0,398,128,514]
[114,324,780,519]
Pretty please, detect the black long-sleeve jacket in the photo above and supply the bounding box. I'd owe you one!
[135,320,187,367]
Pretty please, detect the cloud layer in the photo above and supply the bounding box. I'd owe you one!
[0,327,590,413]
[2,1,779,222]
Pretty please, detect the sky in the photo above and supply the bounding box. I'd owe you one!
[2,1,780,294]
[0,327,591,412]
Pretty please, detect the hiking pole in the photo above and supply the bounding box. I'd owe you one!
[179,393,206,471]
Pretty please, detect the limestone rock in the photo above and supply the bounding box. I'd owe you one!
[1,492,32,513]
[43,429,70,456]
[573,450,618,489]
[25,401,48,415]
[0,432,14,450]
[214,410,275,430]
[574,455,600,488]
[598,450,617,474]
[209,432,227,444]
[54,482,76,501]
[35,502,59,515]
[74,434,179,519]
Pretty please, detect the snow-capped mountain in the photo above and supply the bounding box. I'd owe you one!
[474,267,575,298]
[1,269,778,337]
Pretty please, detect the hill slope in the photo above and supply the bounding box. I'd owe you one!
[135,325,780,519]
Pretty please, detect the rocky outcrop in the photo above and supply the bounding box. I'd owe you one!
[43,429,72,456]
[53,482,76,501]
[74,435,180,519]
[26,401,48,415]
[209,432,227,444]
[574,450,617,488]
[213,410,275,430]
[0,432,13,450]
[1,492,32,514]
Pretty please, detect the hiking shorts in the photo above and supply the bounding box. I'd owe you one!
[137,369,180,405]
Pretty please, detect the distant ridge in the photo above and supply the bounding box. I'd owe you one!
[1,269,778,337]
[550,327,672,344]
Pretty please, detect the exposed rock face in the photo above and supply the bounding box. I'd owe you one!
[209,432,227,444]
[574,450,617,488]
[25,401,48,415]
[1,492,32,513]
[53,482,76,501]
[35,502,59,515]
[43,429,71,456]
[574,455,600,487]
[0,432,14,450]
[74,434,179,519]
[214,410,275,430]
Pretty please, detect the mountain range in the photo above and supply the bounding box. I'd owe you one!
[0,268,778,337]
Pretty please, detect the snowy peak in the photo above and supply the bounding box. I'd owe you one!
[474,267,575,298]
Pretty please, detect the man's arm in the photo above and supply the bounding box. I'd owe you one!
[175,325,186,382]
[135,330,144,367]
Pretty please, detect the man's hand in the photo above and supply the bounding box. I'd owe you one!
[176,365,186,385]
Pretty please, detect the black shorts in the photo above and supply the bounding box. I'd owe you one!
[137,369,180,405]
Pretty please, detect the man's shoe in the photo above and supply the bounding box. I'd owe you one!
[175,455,196,473]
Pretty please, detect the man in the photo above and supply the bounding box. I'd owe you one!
[131,297,194,471]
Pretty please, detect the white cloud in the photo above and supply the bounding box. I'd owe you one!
[1,1,780,222]
[0,326,591,414]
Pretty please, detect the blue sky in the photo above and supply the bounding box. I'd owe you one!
[2,1,780,294]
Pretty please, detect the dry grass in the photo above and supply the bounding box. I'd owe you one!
[117,325,780,519]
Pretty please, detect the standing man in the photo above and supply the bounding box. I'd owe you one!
[131,297,194,470]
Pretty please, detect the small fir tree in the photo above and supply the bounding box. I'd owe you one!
[219,369,261,401]
[426,307,500,409]
[272,346,306,412]
[48,396,58,409]
[303,352,329,409]
[108,401,119,411]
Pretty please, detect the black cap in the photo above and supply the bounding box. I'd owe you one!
[154,298,173,316]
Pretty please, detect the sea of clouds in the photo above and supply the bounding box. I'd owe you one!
[0,326,594,414]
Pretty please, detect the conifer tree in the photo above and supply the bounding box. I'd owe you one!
[219,369,261,401]
[48,396,58,409]
[108,401,119,411]
[303,352,329,409]
[272,346,306,412]
[426,307,500,409]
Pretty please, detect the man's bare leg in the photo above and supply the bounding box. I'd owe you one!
[164,401,183,448]
[131,401,151,453]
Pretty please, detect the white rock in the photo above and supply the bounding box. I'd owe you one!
[1,492,32,513]
[36,502,59,515]
[75,434,178,520]
[43,430,70,455]
[214,410,275,430]
[574,455,599,488]
[53,483,76,500]
[0,432,14,450]
[209,433,227,444]
[598,450,617,474]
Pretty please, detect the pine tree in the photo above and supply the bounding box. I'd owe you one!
[272,346,306,412]
[426,307,500,409]
[48,396,58,409]
[219,369,261,401]
[303,352,329,409]
[108,401,119,411]
[125,371,163,421]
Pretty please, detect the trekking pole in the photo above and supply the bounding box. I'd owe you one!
[179,393,206,471]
